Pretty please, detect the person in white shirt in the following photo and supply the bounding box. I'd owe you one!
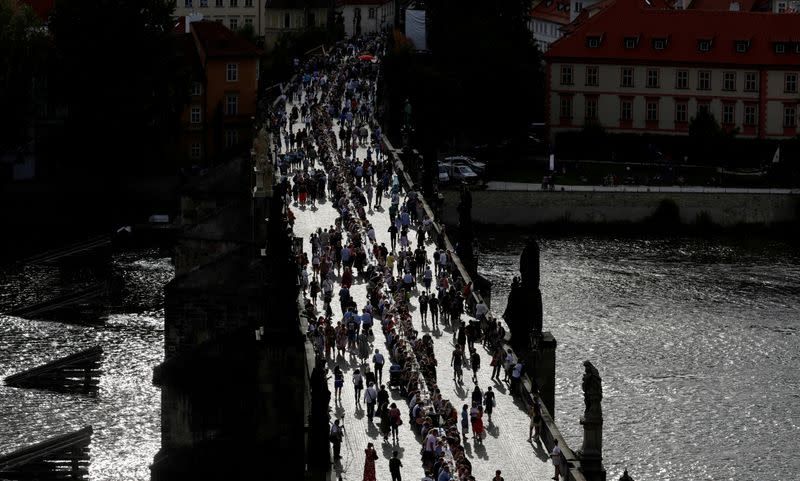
[475,300,489,320]
[550,439,563,480]
[364,382,378,422]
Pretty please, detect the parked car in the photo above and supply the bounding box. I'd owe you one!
[439,162,480,184]
[438,165,451,184]
[442,155,487,175]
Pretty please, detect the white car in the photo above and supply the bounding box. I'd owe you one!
[438,165,451,184]
[439,162,480,184]
[443,155,487,175]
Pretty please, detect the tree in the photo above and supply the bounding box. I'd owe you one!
[0,0,49,151]
[688,109,737,165]
[49,0,189,177]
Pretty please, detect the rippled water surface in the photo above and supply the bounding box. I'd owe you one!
[478,235,800,481]
[0,250,171,481]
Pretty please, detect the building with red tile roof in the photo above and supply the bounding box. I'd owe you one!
[543,0,800,142]
[178,20,263,165]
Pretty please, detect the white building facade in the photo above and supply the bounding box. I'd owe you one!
[340,0,394,38]
[175,0,265,36]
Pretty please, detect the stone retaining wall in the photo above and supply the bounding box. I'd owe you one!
[441,190,800,227]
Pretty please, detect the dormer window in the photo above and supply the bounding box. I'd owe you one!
[775,43,786,54]
[587,36,601,48]
[698,39,712,52]
[624,37,638,49]
[652,38,667,50]
[735,41,750,53]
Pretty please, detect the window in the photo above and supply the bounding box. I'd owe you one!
[675,70,689,89]
[575,1,583,12]
[585,66,599,87]
[226,63,238,82]
[735,41,749,53]
[722,103,735,124]
[587,36,601,48]
[191,81,202,96]
[559,96,573,119]
[744,105,757,126]
[624,37,638,49]
[621,67,634,87]
[646,68,660,88]
[215,0,223,6]
[215,16,224,23]
[230,0,237,6]
[200,0,208,5]
[369,7,376,18]
[744,72,758,92]
[698,40,711,52]
[646,101,659,122]
[785,73,798,93]
[244,16,254,27]
[653,38,666,50]
[226,129,239,147]
[190,143,201,159]
[226,94,238,115]
[675,102,688,123]
[775,43,786,54]
[697,102,710,114]
[777,0,787,11]
[585,97,598,120]
[245,0,253,6]
[184,0,192,7]
[620,99,632,121]
[698,71,711,90]
[783,105,796,127]
[284,13,290,28]
[229,17,238,30]
[190,106,201,124]
[723,72,736,91]
[560,65,573,85]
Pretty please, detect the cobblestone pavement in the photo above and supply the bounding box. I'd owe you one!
[284,94,554,481]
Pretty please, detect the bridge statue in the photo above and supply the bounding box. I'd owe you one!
[503,238,543,352]
[579,360,606,481]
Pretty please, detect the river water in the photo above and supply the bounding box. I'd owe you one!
[1,238,798,480]
[0,249,170,480]
[478,234,800,481]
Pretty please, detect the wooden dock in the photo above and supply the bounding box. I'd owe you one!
[4,346,103,394]
[6,283,107,319]
[20,235,111,266]
[0,426,93,480]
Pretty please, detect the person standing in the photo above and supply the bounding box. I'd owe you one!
[469,348,480,383]
[428,293,439,328]
[373,349,385,384]
[379,402,391,441]
[389,450,403,481]
[460,404,470,439]
[550,439,564,480]
[484,386,496,421]
[529,396,543,441]
[419,292,429,324]
[490,347,504,381]
[330,419,343,460]
[451,347,463,383]
[363,442,378,481]
[364,381,378,422]
[389,402,402,442]
[492,470,505,481]
[333,365,344,400]
[353,369,364,404]
[511,361,524,394]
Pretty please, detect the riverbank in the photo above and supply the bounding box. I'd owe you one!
[441,188,800,233]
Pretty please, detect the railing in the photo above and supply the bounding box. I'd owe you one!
[384,140,589,481]
[485,181,800,195]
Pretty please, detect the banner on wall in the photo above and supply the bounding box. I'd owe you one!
[404,9,427,51]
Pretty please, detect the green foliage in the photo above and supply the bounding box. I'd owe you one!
[688,109,738,165]
[237,23,257,45]
[383,0,544,150]
[49,0,190,176]
[649,199,681,228]
[261,27,328,87]
[0,0,49,150]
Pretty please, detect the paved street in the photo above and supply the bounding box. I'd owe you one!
[282,88,554,481]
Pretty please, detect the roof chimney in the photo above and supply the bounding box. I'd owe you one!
[729,1,740,10]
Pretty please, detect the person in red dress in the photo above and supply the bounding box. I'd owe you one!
[363,442,378,481]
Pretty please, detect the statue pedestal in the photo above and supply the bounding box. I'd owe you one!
[579,416,606,481]
[531,332,557,415]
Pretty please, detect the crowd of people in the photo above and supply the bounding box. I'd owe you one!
[268,32,560,481]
